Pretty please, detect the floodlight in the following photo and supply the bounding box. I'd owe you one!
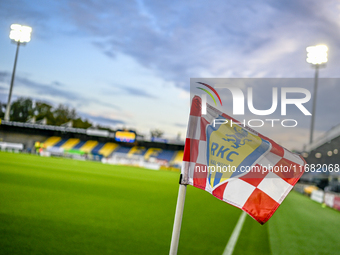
[4,24,32,121]
[306,45,328,65]
[9,24,32,43]
[306,44,328,145]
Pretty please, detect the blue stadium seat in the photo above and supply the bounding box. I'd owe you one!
[156,150,176,162]
[114,146,131,154]
[53,139,68,147]
[73,140,86,149]
[91,143,105,155]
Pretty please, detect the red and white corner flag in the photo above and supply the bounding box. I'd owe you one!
[180,96,306,224]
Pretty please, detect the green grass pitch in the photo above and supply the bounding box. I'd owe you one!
[1,152,340,254]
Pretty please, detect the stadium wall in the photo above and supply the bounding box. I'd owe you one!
[0,130,47,152]
[294,183,340,213]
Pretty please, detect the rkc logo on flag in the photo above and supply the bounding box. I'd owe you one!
[206,115,271,189]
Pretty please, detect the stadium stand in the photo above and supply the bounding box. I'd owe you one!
[118,146,179,165]
[155,149,176,162]
[42,136,61,147]
[127,146,146,157]
[61,138,80,150]
[72,140,86,149]
[53,139,68,147]
[144,148,162,160]
[172,151,184,163]
[303,123,340,165]
[290,124,340,213]
[44,138,118,157]
[99,142,119,157]
[0,120,184,168]
[40,136,184,168]
[171,151,184,167]
[114,146,132,154]
[79,140,98,153]
[91,142,105,155]
[301,123,340,192]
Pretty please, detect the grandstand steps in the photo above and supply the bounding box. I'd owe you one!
[80,140,98,153]
[127,146,146,157]
[99,143,119,157]
[114,146,132,154]
[42,137,184,166]
[53,139,68,147]
[172,151,184,164]
[91,143,105,155]
[156,149,176,162]
[144,148,162,160]
[61,138,80,150]
[44,136,61,147]
[73,140,86,149]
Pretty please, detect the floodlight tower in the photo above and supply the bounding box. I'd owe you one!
[306,44,328,144]
[4,24,32,121]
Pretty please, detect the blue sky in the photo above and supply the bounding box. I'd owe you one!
[1,0,340,149]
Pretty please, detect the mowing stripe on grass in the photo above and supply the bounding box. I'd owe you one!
[1,152,243,255]
[268,191,340,255]
[222,211,247,255]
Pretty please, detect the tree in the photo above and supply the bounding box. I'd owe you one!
[150,129,164,138]
[10,98,33,122]
[52,104,77,126]
[51,104,91,128]
[73,117,92,129]
[34,102,54,124]
[0,102,5,119]
[0,98,92,128]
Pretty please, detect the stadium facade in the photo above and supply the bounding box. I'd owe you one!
[0,120,184,170]
[301,123,340,192]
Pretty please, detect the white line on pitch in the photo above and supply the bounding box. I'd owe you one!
[222,211,247,255]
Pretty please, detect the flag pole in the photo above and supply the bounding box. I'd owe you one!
[169,177,187,255]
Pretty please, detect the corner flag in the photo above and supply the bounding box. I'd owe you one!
[181,96,306,224]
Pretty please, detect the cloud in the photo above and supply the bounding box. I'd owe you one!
[52,81,63,86]
[90,99,120,110]
[79,112,125,126]
[0,85,7,92]
[103,83,157,99]
[0,71,7,80]
[0,71,120,110]
[0,71,80,100]
[2,0,340,90]
[174,123,187,128]
[119,86,157,99]
[57,0,340,89]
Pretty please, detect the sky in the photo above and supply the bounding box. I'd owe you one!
[1,0,340,150]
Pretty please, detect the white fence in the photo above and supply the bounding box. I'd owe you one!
[0,142,24,152]
[102,153,161,170]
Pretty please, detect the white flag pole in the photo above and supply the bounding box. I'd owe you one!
[169,181,187,255]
